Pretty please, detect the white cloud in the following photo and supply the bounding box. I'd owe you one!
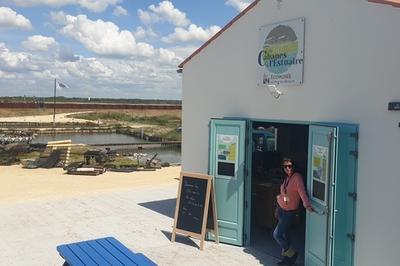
[22,35,57,51]
[133,26,158,40]
[0,43,38,72]
[0,43,183,98]
[158,48,180,65]
[50,11,68,25]
[225,0,252,12]
[138,0,190,27]
[58,47,80,62]
[162,24,221,44]
[169,45,200,60]
[113,5,127,16]
[0,7,32,31]
[9,0,121,13]
[53,12,155,57]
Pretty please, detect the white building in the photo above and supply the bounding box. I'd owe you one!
[178,0,400,265]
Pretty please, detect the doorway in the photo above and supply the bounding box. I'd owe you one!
[249,121,309,265]
[209,118,357,266]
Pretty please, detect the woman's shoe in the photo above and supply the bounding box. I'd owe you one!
[287,251,298,265]
[276,256,289,265]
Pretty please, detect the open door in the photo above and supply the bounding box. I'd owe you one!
[209,119,246,246]
[305,124,357,266]
[305,125,337,266]
[330,124,358,266]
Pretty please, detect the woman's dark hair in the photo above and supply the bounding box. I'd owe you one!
[282,157,295,166]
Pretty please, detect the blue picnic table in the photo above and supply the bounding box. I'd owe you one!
[57,237,157,266]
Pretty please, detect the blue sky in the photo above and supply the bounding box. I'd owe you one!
[0,0,252,100]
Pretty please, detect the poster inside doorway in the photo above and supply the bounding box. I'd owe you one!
[216,134,238,177]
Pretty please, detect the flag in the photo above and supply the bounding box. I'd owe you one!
[57,80,69,89]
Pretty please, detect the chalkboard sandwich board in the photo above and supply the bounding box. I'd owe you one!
[171,172,219,250]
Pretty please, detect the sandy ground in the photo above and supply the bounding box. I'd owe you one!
[0,111,157,129]
[0,165,279,265]
[0,165,181,204]
[0,111,93,123]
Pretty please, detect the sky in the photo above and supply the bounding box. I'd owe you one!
[0,0,252,100]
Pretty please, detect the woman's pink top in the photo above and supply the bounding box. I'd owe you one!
[276,172,311,211]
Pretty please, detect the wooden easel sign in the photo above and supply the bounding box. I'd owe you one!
[171,172,219,250]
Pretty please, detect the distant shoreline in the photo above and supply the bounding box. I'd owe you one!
[0,102,181,110]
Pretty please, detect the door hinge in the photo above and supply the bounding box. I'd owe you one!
[328,131,337,141]
[328,131,333,141]
[350,132,359,140]
[347,233,355,242]
[348,192,357,201]
[349,150,358,158]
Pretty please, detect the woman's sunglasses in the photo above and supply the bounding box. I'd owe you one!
[283,165,293,169]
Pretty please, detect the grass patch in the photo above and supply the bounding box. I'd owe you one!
[69,110,182,141]
[70,112,180,127]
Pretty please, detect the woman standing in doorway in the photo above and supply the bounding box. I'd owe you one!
[273,157,313,265]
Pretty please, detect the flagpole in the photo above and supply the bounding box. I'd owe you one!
[53,78,56,133]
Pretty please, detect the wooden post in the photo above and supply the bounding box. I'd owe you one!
[53,78,56,134]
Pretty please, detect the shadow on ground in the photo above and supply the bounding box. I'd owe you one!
[161,230,200,249]
[138,198,176,218]
[139,198,200,249]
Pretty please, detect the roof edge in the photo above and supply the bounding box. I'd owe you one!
[368,0,400,7]
[178,0,261,69]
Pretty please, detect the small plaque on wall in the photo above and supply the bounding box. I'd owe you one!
[388,102,400,110]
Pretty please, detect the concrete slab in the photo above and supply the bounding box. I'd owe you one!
[0,183,279,265]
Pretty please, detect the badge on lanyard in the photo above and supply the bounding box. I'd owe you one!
[284,195,289,205]
[283,175,292,205]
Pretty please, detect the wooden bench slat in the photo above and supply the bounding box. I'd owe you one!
[67,244,98,266]
[57,237,157,266]
[57,245,85,266]
[97,238,139,265]
[87,240,124,266]
[135,253,158,266]
[77,242,111,265]
[105,238,157,266]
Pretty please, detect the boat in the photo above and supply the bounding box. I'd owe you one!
[66,167,106,176]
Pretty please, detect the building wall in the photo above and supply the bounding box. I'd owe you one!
[181,0,400,265]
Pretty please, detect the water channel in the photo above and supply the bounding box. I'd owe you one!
[32,133,181,163]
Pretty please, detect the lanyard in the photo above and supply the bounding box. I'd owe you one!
[283,174,293,194]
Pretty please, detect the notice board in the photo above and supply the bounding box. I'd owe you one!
[171,172,218,250]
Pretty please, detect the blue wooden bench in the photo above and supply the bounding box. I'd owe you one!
[57,237,157,266]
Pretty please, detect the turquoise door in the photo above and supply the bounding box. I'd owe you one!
[330,124,358,266]
[306,125,337,266]
[209,119,246,246]
[306,124,357,266]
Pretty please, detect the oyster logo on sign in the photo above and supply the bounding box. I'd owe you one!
[257,18,304,85]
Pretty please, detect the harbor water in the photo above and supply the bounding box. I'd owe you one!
[32,133,181,163]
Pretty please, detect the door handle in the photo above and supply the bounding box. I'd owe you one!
[311,206,328,216]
